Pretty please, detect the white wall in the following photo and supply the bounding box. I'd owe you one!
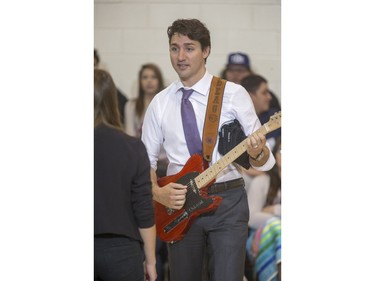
[94,0,280,101]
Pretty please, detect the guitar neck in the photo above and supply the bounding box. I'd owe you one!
[194,125,271,189]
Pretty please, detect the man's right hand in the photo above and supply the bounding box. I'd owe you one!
[153,182,187,209]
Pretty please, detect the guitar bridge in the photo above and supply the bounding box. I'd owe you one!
[164,211,189,233]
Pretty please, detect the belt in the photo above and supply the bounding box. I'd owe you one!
[207,178,244,195]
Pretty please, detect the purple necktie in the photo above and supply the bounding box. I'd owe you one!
[181,88,202,156]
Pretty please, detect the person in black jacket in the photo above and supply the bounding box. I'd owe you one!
[94,68,157,281]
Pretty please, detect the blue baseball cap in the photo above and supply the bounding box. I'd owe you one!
[227,52,250,69]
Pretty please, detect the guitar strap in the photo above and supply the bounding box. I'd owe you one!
[202,76,227,162]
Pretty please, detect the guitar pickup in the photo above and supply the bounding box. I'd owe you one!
[163,211,189,233]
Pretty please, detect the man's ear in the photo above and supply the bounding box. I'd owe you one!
[203,46,211,59]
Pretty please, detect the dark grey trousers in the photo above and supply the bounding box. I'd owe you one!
[168,186,249,281]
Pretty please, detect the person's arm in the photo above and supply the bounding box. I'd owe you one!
[150,169,187,209]
[247,174,275,229]
[131,140,157,280]
[139,226,157,281]
[141,93,187,210]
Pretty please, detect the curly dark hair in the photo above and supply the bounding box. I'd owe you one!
[167,18,211,62]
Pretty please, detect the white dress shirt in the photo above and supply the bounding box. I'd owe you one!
[141,71,275,183]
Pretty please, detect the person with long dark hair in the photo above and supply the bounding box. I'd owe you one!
[125,63,165,138]
[94,69,157,281]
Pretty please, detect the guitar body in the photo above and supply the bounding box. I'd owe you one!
[154,154,222,242]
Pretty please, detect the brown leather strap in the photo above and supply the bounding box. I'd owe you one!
[202,76,226,162]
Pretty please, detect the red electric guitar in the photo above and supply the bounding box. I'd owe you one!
[154,112,281,242]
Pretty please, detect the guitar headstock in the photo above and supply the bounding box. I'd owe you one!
[264,111,281,133]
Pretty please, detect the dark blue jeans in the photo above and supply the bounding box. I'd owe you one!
[94,235,144,281]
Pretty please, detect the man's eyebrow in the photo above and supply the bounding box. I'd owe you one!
[182,43,197,48]
[170,42,196,47]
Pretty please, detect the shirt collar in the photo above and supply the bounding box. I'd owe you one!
[173,71,213,96]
